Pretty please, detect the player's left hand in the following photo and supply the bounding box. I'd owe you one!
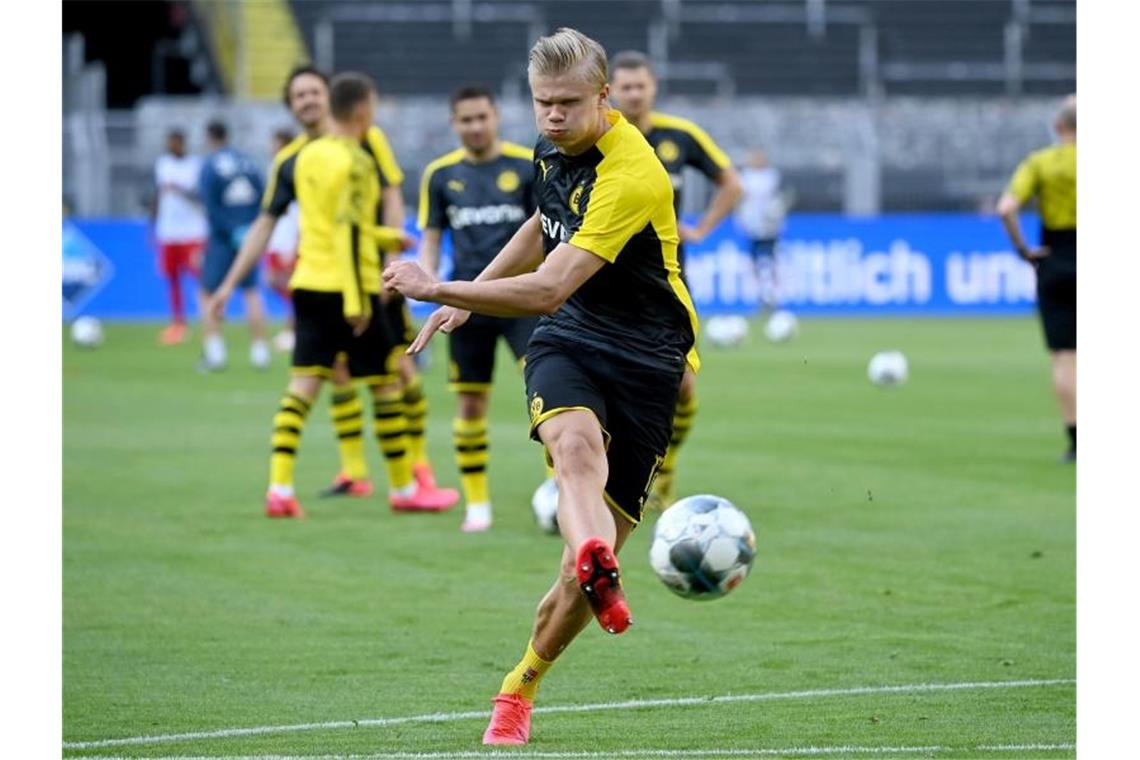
[383,260,437,301]
[678,224,705,244]
[407,306,470,354]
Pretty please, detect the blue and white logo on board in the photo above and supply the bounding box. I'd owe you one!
[63,220,114,319]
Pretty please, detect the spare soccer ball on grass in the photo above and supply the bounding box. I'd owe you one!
[70,316,104,349]
[764,310,799,343]
[867,350,909,387]
[531,478,560,534]
[704,315,749,348]
[649,494,757,600]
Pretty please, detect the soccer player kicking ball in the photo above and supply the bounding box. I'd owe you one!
[384,28,698,745]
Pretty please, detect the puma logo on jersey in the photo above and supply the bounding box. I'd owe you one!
[447,179,466,193]
[540,212,570,242]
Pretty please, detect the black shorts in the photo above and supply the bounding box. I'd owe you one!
[524,335,685,525]
[1036,240,1076,351]
[449,314,537,391]
[750,237,777,261]
[381,293,417,348]
[292,289,400,383]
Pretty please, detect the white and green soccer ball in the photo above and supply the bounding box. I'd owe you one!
[763,310,799,343]
[531,478,560,534]
[867,350,909,387]
[70,316,104,349]
[649,494,757,601]
[704,315,749,348]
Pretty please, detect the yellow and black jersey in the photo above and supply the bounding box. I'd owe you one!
[642,112,732,212]
[533,109,700,371]
[292,135,382,317]
[417,142,536,281]
[261,133,312,218]
[263,125,402,221]
[1007,142,1076,241]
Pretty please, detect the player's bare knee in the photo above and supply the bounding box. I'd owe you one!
[550,431,603,479]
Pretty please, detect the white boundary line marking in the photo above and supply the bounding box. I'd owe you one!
[63,678,1075,751]
[71,744,1078,759]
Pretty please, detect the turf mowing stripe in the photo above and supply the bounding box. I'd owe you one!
[70,744,1078,759]
[63,678,1075,751]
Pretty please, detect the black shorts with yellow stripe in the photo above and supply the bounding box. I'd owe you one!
[381,293,417,348]
[523,333,685,525]
[292,289,400,383]
[449,313,537,391]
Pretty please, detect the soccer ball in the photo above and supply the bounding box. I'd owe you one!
[764,310,799,343]
[867,350,909,387]
[70,316,104,348]
[649,494,757,601]
[704,315,749,348]
[531,477,560,534]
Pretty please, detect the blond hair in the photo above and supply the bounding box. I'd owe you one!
[528,27,608,90]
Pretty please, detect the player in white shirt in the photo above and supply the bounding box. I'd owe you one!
[735,149,787,310]
[264,128,300,352]
[151,129,208,345]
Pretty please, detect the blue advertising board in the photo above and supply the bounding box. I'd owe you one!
[63,213,1041,321]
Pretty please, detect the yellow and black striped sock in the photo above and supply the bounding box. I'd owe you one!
[499,639,554,701]
[270,390,312,490]
[403,377,429,468]
[453,417,490,505]
[372,388,413,491]
[330,386,368,479]
[657,395,698,498]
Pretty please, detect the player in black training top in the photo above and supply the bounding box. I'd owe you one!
[609,50,743,510]
[385,28,699,746]
[417,85,538,533]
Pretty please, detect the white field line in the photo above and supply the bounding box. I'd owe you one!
[71,744,1078,759]
[63,678,1075,751]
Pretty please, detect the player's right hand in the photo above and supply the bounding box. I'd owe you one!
[205,287,231,321]
[345,313,370,336]
[407,306,470,354]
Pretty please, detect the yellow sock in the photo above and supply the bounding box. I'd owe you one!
[270,391,312,488]
[453,417,489,505]
[372,388,413,491]
[657,394,698,497]
[499,639,553,701]
[544,460,555,479]
[330,387,368,479]
[403,377,429,467]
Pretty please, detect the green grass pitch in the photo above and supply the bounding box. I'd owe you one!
[63,317,1074,759]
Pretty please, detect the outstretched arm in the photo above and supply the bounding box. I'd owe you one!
[205,213,277,318]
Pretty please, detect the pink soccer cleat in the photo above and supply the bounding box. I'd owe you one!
[576,537,632,634]
[412,462,438,490]
[265,491,305,519]
[319,473,375,498]
[482,693,532,745]
[390,483,459,512]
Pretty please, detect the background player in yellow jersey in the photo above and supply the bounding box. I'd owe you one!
[209,66,451,502]
[998,94,1077,462]
[418,85,538,533]
[386,28,698,745]
[608,50,742,508]
[223,72,457,517]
